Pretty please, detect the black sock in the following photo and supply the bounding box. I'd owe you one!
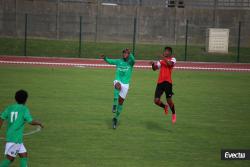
[159,103,165,109]
[170,104,175,114]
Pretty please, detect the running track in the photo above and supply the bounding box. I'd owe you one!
[1,56,250,72]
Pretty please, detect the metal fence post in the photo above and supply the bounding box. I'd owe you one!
[24,13,28,56]
[237,21,241,63]
[132,17,137,56]
[79,16,82,58]
[95,1,100,43]
[184,19,189,61]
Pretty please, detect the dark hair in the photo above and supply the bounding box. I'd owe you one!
[164,46,172,54]
[15,90,28,104]
[122,48,130,54]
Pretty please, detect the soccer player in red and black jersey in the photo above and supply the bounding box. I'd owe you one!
[150,46,176,124]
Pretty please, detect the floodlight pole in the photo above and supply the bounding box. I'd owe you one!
[95,1,100,42]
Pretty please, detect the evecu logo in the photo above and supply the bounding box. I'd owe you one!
[221,149,250,160]
[225,152,245,159]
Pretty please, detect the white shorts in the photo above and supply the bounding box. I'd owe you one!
[113,80,129,99]
[4,142,27,157]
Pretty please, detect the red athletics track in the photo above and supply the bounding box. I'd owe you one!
[1,56,250,72]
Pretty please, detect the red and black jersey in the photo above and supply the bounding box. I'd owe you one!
[156,56,176,84]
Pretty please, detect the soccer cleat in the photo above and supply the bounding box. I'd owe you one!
[112,105,117,113]
[172,114,176,124]
[164,104,168,115]
[112,118,117,129]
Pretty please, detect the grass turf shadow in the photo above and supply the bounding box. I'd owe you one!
[145,121,173,132]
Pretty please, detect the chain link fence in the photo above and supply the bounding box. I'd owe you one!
[0,10,250,63]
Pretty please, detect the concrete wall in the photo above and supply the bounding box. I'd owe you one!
[0,0,250,47]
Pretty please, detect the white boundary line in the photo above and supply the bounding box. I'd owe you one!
[2,55,250,65]
[175,66,250,71]
[1,60,250,72]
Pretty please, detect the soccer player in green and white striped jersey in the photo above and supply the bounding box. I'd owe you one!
[101,48,135,129]
[0,90,43,167]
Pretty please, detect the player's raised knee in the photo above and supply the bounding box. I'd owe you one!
[115,82,121,91]
[154,98,161,105]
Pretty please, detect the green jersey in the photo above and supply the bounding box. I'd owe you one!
[1,103,33,143]
[104,54,135,84]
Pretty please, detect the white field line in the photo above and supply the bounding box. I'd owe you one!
[1,60,250,72]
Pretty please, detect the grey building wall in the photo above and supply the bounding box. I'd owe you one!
[0,0,250,47]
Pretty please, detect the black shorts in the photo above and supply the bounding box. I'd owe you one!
[154,81,174,99]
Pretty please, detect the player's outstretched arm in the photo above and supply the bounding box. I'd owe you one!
[29,120,44,129]
[100,54,119,65]
[128,53,135,66]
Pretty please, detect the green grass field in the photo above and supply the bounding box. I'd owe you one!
[1,37,250,63]
[0,66,250,167]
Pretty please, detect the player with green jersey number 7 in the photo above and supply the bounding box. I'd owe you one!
[100,48,135,129]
